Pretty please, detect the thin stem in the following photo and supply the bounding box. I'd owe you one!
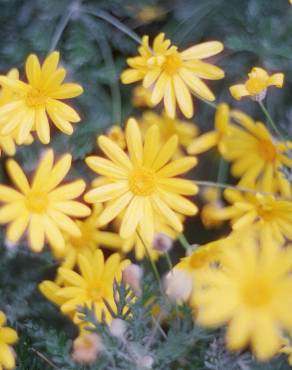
[191,91,218,109]
[82,15,122,125]
[165,251,173,271]
[30,348,59,369]
[136,231,161,289]
[49,2,78,51]
[258,101,284,139]
[82,6,141,44]
[178,234,191,250]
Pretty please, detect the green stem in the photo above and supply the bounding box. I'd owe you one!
[165,252,174,271]
[258,101,286,141]
[178,234,191,250]
[136,231,161,288]
[82,6,141,44]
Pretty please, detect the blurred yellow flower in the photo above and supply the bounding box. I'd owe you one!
[84,118,198,240]
[0,311,18,370]
[140,111,199,157]
[208,188,292,244]
[136,5,165,23]
[0,51,83,144]
[230,67,284,101]
[105,125,126,149]
[132,85,154,108]
[56,250,130,323]
[220,110,292,196]
[0,68,33,156]
[121,33,224,118]
[0,149,90,252]
[188,103,230,155]
[200,187,224,228]
[193,233,292,360]
[53,204,122,270]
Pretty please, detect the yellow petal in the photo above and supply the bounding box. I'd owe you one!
[229,84,249,100]
[43,215,65,251]
[0,202,24,223]
[41,51,60,80]
[25,54,41,87]
[187,131,218,154]
[85,156,127,179]
[35,107,50,144]
[31,149,54,191]
[53,201,91,217]
[181,41,224,60]
[151,72,168,105]
[58,267,86,288]
[84,182,128,203]
[98,192,133,227]
[98,135,132,170]
[143,125,160,167]
[151,195,183,232]
[0,343,15,369]
[157,157,197,177]
[158,178,198,195]
[268,73,284,88]
[29,215,45,252]
[125,118,143,165]
[44,153,72,192]
[152,135,178,171]
[6,212,29,242]
[173,75,193,118]
[6,159,30,194]
[179,69,215,101]
[49,83,83,99]
[120,196,144,238]
[0,328,18,344]
[49,179,85,201]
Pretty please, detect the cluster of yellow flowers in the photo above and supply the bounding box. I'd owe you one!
[0,30,292,368]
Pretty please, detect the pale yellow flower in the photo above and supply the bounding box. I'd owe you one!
[0,311,18,370]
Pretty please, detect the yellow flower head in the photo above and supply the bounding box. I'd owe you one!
[220,110,292,196]
[55,250,130,323]
[121,33,224,118]
[188,103,231,155]
[230,67,284,101]
[105,125,126,150]
[132,85,154,108]
[193,233,292,360]
[84,118,198,240]
[0,69,33,156]
[140,111,199,157]
[0,311,18,370]
[53,204,122,270]
[0,51,83,144]
[209,188,292,244]
[0,149,91,252]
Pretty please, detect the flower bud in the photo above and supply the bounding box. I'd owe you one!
[164,269,193,303]
[152,233,173,253]
[109,318,127,339]
[122,264,143,295]
[72,333,103,364]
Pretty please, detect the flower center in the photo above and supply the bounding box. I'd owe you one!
[26,88,47,107]
[257,139,277,162]
[128,167,156,196]
[162,53,182,75]
[256,203,275,221]
[88,284,104,302]
[242,277,273,307]
[26,191,48,213]
[246,78,267,95]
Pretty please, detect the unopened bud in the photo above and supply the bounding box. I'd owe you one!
[139,355,154,369]
[72,333,103,364]
[109,318,127,339]
[164,269,193,303]
[122,264,143,295]
[152,233,173,253]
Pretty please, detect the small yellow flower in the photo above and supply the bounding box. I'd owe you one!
[220,109,292,196]
[208,188,292,244]
[0,69,33,156]
[140,111,198,157]
[200,187,224,229]
[136,5,165,23]
[121,33,224,118]
[55,250,130,323]
[53,204,122,270]
[0,311,18,370]
[0,51,83,144]
[230,67,284,101]
[188,103,230,155]
[0,149,91,252]
[132,85,154,108]
[84,118,198,240]
[105,125,126,149]
[193,233,292,361]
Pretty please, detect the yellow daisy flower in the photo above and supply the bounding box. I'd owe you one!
[193,233,292,361]
[220,109,292,196]
[0,51,83,144]
[84,118,198,240]
[0,149,91,252]
[0,311,18,370]
[55,250,130,323]
[121,33,224,118]
[140,111,198,157]
[208,188,292,244]
[0,69,33,156]
[230,67,284,101]
[53,204,122,270]
[187,103,230,155]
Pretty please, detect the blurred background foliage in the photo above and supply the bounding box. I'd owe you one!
[0,0,292,368]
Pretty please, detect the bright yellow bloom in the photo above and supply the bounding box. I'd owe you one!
[121,33,224,118]
[220,110,292,196]
[84,118,198,239]
[140,111,198,157]
[0,69,33,156]
[55,250,130,323]
[105,125,126,149]
[132,85,154,108]
[53,204,122,270]
[0,149,90,252]
[230,67,284,101]
[188,103,230,155]
[193,233,292,360]
[0,311,18,370]
[208,188,292,244]
[0,51,83,144]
